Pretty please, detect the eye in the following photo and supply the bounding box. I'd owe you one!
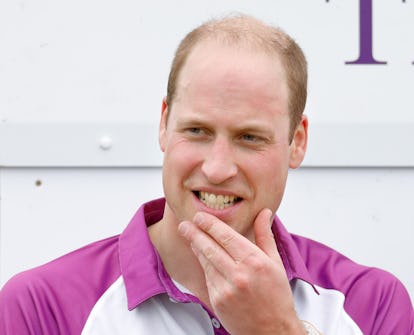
[188,127,202,134]
[241,134,260,142]
[238,133,270,147]
[184,127,210,139]
[186,127,204,135]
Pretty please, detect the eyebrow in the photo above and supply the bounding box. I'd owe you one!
[176,116,275,136]
[175,117,209,129]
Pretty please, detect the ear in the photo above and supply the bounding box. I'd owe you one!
[159,97,169,152]
[289,115,308,169]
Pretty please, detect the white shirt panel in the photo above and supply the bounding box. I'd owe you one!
[292,280,363,335]
[81,276,214,335]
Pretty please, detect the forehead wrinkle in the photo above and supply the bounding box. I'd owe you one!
[177,46,288,115]
[177,70,287,118]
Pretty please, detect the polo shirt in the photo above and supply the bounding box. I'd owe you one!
[0,198,413,334]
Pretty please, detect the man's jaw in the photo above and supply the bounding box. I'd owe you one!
[193,191,242,210]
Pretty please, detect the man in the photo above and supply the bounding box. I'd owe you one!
[0,14,413,335]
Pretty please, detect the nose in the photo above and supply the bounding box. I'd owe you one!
[201,137,238,185]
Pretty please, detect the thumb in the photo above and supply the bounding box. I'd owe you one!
[254,208,279,260]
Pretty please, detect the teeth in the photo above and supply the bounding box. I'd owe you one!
[198,191,239,209]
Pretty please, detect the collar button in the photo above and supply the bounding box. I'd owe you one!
[211,317,221,329]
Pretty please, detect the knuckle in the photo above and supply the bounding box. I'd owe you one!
[212,288,232,309]
[245,253,267,273]
[203,245,218,260]
[220,231,236,248]
[232,272,249,290]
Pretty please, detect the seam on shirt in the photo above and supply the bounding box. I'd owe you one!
[80,275,123,334]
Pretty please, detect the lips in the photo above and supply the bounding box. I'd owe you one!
[195,191,241,210]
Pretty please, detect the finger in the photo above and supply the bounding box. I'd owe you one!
[193,212,260,263]
[253,208,281,263]
[193,249,236,314]
[179,220,237,275]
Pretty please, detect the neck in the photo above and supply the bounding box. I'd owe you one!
[148,207,212,309]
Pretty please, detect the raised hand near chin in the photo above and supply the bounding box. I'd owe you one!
[178,208,306,335]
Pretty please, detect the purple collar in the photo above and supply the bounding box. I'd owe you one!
[119,198,317,310]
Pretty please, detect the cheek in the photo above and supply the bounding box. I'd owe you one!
[244,151,289,199]
[163,139,202,173]
[244,149,288,178]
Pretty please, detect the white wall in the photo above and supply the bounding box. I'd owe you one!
[1,0,413,303]
[1,0,413,125]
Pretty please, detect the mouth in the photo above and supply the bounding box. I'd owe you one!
[194,191,242,210]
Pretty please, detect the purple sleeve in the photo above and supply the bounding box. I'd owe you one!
[0,236,121,335]
[344,268,414,335]
[0,271,55,334]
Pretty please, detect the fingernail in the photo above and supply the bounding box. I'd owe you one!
[178,221,189,236]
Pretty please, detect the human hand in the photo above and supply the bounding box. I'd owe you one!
[178,209,306,335]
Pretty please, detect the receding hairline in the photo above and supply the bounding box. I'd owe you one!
[183,15,290,62]
[166,14,308,140]
[167,15,292,103]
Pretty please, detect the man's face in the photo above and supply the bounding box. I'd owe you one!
[159,40,307,240]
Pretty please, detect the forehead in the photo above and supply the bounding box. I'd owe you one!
[173,39,289,117]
